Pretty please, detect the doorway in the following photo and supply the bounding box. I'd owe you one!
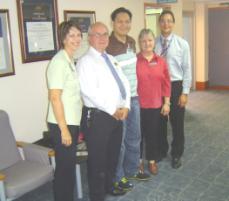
[208,7,229,89]
[144,3,169,37]
[183,11,195,89]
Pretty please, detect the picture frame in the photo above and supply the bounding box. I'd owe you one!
[0,9,15,77]
[157,0,177,3]
[64,10,96,59]
[16,0,59,63]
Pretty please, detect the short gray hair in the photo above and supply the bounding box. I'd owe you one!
[88,22,108,36]
[138,28,155,41]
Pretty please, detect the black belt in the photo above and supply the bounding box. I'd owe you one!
[172,80,182,84]
[84,106,102,113]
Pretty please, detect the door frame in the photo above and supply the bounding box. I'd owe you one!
[183,11,196,90]
[144,3,170,28]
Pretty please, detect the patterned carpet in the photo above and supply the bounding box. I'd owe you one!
[15,90,229,201]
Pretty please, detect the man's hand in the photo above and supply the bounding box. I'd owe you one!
[178,94,188,108]
[113,108,129,120]
[113,109,122,120]
[119,108,129,120]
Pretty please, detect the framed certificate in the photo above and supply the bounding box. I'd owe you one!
[16,0,59,63]
[0,10,15,77]
[64,10,96,59]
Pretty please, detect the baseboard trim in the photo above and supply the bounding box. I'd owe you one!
[196,81,209,90]
[208,85,229,90]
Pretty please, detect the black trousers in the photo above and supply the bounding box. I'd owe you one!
[160,81,185,158]
[82,107,122,201]
[140,108,161,161]
[48,123,79,201]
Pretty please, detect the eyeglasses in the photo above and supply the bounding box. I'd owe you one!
[90,32,109,38]
[159,20,174,24]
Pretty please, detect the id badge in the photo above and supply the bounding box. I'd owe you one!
[149,61,157,67]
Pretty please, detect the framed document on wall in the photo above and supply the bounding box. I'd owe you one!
[0,9,15,77]
[64,10,96,59]
[16,0,59,63]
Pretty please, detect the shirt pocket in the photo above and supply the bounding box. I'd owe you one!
[169,49,183,67]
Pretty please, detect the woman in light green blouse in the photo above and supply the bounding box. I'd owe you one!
[46,20,82,201]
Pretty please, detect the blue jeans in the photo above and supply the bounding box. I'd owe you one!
[115,97,141,182]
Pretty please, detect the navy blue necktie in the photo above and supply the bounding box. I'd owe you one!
[161,38,168,57]
[102,53,126,100]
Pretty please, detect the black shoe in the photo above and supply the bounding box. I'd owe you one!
[172,157,182,169]
[108,186,126,196]
[115,177,133,191]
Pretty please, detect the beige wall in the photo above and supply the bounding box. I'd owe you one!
[171,0,183,36]
[0,0,184,142]
[183,0,195,11]
[0,0,148,142]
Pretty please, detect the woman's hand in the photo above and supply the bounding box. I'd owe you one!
[161,103,170,116]
[61,128,72,146]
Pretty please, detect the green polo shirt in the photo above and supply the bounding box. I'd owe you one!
[47,50,82,125]
[106,32,138,97]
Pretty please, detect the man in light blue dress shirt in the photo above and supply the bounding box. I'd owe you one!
[155,10,192,169]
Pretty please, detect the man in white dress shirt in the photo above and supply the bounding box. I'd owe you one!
[77,22,130,201]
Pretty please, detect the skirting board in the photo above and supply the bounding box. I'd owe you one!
[196,81,229,90]
[196,81,209,90]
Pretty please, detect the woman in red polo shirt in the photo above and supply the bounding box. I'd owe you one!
[137,29,171,175]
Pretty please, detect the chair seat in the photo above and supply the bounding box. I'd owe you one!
[1,160,53,199]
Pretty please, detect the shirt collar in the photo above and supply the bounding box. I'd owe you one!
[61,49,76,71]
[62,49,72,63]
[161,33,173,42]
[89,46,107,57]
[138,52,159,62]
[110,31,133,45]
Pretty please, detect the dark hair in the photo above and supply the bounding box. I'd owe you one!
[159,10,175,23]
[111,7,132,21]
[58,20,82,48]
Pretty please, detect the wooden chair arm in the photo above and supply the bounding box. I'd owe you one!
[48,150,55,157]
[16,141,27,147]
[0,173,6,181]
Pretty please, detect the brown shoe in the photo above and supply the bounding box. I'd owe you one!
[139,161,144,173]
[148,161,158,175]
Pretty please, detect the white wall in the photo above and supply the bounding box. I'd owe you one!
[1,0,184,142]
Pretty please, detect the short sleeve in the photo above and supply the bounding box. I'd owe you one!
[47,58,67,89]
